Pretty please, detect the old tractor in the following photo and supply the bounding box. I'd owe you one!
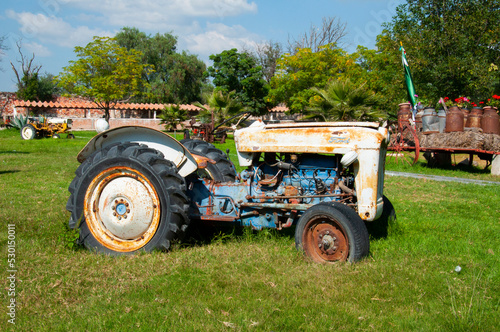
[21,117,74,140]
[66,121,395,263]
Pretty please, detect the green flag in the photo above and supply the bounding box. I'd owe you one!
[400,42,417,107]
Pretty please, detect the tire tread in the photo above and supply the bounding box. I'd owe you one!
[66,142,190,254]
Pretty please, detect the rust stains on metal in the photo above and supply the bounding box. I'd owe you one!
[235,125,387,155]
[199,215,238,222]
[284,186,299,197]
[301,215,349,263]
[84,166,161,252]
[192,154,216,169]
[240,202,314,210]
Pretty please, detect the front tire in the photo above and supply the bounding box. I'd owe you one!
[66,143,189,254]
[21,124,36,140]
[295,203,369,263]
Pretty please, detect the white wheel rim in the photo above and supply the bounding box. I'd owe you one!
[84,167,161,252]
[22,126,33,139]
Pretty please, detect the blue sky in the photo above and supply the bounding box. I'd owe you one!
[0,0,404,92]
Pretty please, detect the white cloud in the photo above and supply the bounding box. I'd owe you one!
[184,23,260,59]
[24,42,52,57]
[60,0,258,34]
[67,0,257,20]
[6,10,113,49]
[5,0,262,65]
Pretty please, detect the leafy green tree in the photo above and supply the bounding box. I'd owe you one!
[38,74,61,100]
[56,36,152,121]
[17,72,42,101]
[353,36,408,117]
[158,104,188,131]
[268,45,360,113]
[205,49,269,114]
[306,79,385,121]
[384,0,500,102]
[115,27,206,104]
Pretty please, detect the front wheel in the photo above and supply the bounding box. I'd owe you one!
[21,124,36,140]
[66,143,190,254]
[295,203,369,263]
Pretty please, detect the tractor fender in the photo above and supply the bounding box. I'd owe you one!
[77,126,198,177]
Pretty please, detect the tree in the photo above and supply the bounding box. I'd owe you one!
[158,104,188,131]
[115,27,206,104]
[287,17,348,54]
[0,35,8,71]
[253,41,283,83]
[267,45,360,112]
[352,35,408,117]
[205,49,269,114]
[306,79,385,121]
[384,0,500,103]
[195,90,245,126]
[56,36,152,122]
[10,41,58,101]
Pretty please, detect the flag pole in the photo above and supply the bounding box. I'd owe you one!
[400,42,417,120]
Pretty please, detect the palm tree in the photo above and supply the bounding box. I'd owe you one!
[158,104,188,132]
[306,79,386,122]
[194,90,245,126]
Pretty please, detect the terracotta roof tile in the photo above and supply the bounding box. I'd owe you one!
[270,105,289,113]
[12,99,287,113]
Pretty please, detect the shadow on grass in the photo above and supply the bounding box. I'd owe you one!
[0,150,29,154]
[421,152,492,174]
[183,214,398,249]
[364,196,401,240]
[182,220,295,248]
[365,218,389,240]
[443,163,491,174]
[0,170,21,175]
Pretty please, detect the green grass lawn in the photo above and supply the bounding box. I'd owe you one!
[1,128,498,331]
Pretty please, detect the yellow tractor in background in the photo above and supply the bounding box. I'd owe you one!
[21,117,74,140]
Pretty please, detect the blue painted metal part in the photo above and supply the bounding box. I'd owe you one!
[187,153,350,230]
[116,203,127,215]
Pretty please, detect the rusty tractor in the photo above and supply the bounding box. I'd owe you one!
[21,117,74,140]
[66,120,395,263]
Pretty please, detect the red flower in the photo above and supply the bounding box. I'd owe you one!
[479,101,484,104]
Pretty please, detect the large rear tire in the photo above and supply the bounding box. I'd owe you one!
[180,139,237,182]
[295,202,369,263]
[66,143,189,254]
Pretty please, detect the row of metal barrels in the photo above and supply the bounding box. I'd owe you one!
[398,103,500,135]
